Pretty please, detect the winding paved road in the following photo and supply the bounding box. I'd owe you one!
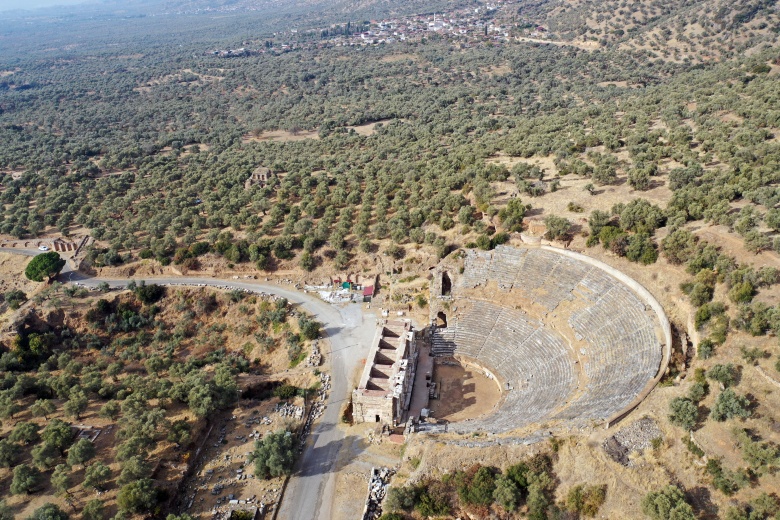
[0,248,374,520]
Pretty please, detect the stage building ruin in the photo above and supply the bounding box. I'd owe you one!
[352,320,417,425]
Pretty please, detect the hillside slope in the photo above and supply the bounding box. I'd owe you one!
[525,0,780,62]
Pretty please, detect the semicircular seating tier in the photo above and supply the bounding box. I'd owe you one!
[433,245,665,433]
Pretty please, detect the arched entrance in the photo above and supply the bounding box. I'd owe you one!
[441,272,452,296]
[436,311,447,328]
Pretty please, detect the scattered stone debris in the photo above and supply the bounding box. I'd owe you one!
[445,432,552,448]
[299,372,330,441]
[306,340,322,367]
[361,467,395,520]
[317,289,363,304]
[603,417,662,466]
[275,403,304,420]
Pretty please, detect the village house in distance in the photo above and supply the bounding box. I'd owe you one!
[352,320,417,425]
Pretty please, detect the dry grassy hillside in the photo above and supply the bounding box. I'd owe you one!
[527,0,780,62]
[0,277,319,519]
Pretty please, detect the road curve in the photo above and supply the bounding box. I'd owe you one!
[61,271,374,520]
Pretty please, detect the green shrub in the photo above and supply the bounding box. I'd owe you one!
[695,301,725,329]
[668,397,698,430]
[117,478,159,513]
[697,338,715,359]
[732,428,780,473]
[134,283,165,304]
[688,283,714,306]
[739,346,766,365]
[681,436,705,457]
[385,485,418,512]
[544,214,571,240]
[4,290,27,310]
[273,384,298,400]
[707,364,736,388]
[27,503,69,520]
[641,486,695,520]
[456,465,496,507]
[729,282,755,304]
[687,381,709,402]
[710,389,752,421]
[706,458,748,495]
[493,476,521,511]
[565,484,607,517]
[625,233,658,265]
[378,514,405,520]
[253,430,297,479]
[416,480,451,517]
[298,316,321,340]
[11,464,41,494]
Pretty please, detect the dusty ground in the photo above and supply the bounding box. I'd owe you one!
[693,223,780,273]
[345,120,390,136]
[330,422,405,520]
[489,171,673,226]
[180,398,306,519]
[242,129,320,143]
[0,252,50,327]
[427,362,502,423]
[0,252,38,295]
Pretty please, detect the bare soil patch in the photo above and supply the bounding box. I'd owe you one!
[0,251,38,299]
[516,36,598,51]
[243,129,320,143]
[597,80,632,88]
[692,224,780,270]
[490,171,672,225]
[181,399,306,518]
[482,63,511,77]
[346,120,390,136]
[427,362,502,423]
[1,169,25,180]
[487,153,558,173]
[380,53,418,63]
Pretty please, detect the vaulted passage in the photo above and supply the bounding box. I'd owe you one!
[441,272,452,296]
[436,311,447,328]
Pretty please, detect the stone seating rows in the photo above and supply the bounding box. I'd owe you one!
[461,247,595,310]
[434,302,576,432]
[437,246,663,432]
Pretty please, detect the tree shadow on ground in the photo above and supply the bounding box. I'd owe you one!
[687,486,719,519]
[295,430,363,477]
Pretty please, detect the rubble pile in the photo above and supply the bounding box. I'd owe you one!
[306,340,322,367]
[318,372,331,395]
[299,372,331,441]
[275,403,304,420]
[603,417,662,466]
[361,467,395,520]
[244,411,272,430]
